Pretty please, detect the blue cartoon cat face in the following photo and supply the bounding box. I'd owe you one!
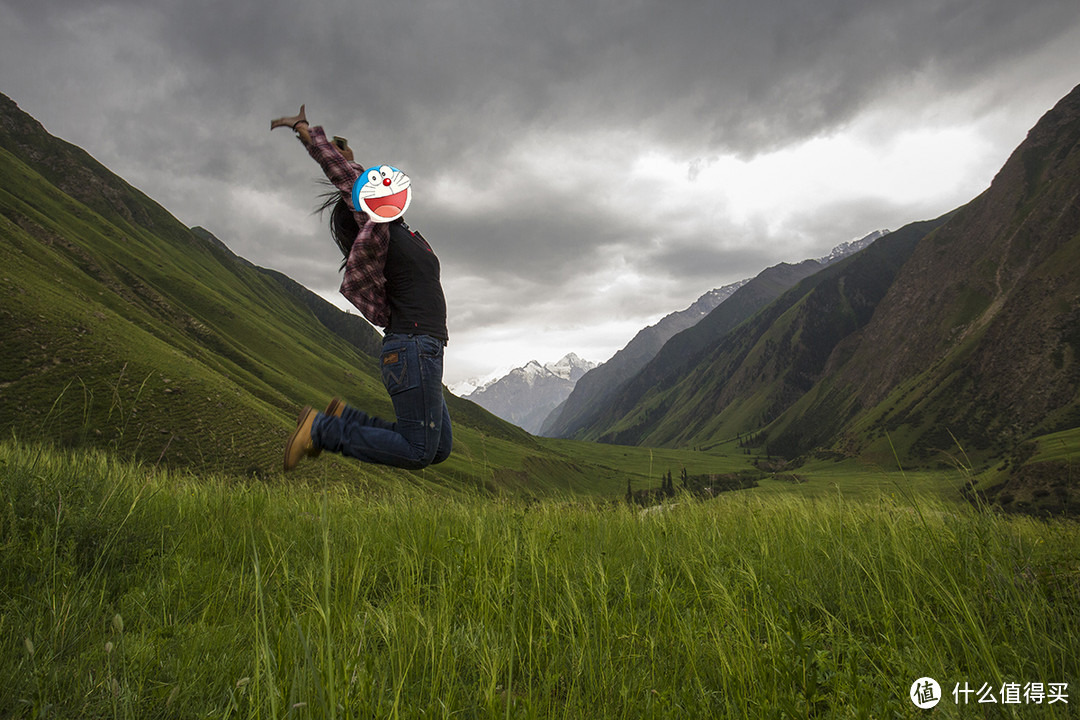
[352,165,412,222]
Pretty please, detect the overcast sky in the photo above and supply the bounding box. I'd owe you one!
[2,0,1079,389]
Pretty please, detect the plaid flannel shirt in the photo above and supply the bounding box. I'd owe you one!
[306,126,392,328]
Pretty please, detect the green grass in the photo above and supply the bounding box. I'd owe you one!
[2,439,1077,718]
[1030,427,1080,465]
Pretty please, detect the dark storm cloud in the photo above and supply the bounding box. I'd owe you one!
[12,0,1074,157]
[247,2,1072,161]
[3,0,1072,198]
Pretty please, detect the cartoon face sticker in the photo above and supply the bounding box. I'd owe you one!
[352,165,412,222]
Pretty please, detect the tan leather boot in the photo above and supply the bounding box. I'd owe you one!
[283,405,317,471]
[308,398,345,459]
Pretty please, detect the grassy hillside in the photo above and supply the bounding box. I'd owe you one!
[0,92,724,496]
[3,439,1077,718]
[568,260,828,442]
[697,217,948,454]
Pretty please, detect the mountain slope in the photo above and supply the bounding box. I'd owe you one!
[543,232,887,439]
[539,281,746,437]
[189,225,385,360]
[769,83,1080,467]
[592,216,946,448]
[0,92,631,493]
[567,259,828,441]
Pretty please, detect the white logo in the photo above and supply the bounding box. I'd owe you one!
[911,677,942,709]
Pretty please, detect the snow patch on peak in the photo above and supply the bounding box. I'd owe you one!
[547,353,596,380]
[818,229,890,265]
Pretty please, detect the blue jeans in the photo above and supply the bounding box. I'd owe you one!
[311,333,452,469]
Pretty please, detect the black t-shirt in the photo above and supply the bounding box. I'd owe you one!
[384,220,448,342]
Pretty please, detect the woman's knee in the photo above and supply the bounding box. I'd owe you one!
[396,457,432,471]
[396,443,440,470]
[432,440,452,465]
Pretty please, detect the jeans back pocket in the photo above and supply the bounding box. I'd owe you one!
[381,345,420,395]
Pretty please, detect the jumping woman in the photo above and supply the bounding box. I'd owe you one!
[272,105,452,471]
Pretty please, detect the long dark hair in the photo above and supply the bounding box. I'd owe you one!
[317,182,359,269]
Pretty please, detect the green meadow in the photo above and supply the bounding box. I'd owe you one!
[3,86,1079,719]
[2,439,1077,719]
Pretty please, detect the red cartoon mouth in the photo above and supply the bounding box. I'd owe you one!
[365,188,409,218]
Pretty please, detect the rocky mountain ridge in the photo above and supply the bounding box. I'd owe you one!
[542,230,888,438]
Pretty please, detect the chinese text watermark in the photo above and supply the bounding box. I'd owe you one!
[910,679,1068,709]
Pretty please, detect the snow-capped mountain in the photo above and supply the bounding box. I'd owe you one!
[463,354,596,434]
[818,229,890,265]
[450,372,506,398]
